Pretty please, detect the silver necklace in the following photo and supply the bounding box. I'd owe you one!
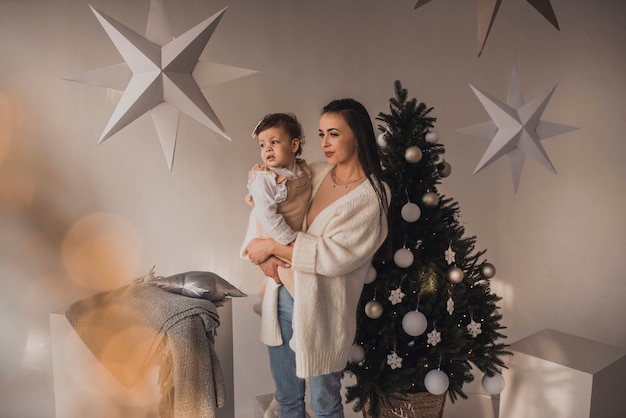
[330,166,365,189]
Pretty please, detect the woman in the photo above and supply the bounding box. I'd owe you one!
[246,98,389,417]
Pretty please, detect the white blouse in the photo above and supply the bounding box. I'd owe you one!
[247,163,304,245]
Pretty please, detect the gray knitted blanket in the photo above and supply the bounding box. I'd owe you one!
[65,283,225,418]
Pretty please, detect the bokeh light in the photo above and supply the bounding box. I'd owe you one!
[61,213,142,292]
[0,93,36,209]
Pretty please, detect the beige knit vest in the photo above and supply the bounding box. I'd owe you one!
[247,158,312,238]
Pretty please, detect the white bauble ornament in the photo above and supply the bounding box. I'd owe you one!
[364,265,377,284]
[447,266,464,284]
[482,373,505,395]
[377,132,388,147]
[437,161,452,178]
[424,369,449,395]
[401,202,421,222]
[404,146,423,163]
[365,300,383,319]
[421,191,439,207]
[425,131,439,143]
[481,262,496,278]
[348,344,365,363]
[393,248,414,268]
[402,310,427,336]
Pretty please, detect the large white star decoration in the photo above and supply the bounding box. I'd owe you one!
[458,69,578,192]
[65,0,257,170]
[387,351,403,369]
[414,0,560,56]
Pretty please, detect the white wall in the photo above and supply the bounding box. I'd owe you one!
[1,0,625,416]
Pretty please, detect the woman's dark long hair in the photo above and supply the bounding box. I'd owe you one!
[322,98,392,260]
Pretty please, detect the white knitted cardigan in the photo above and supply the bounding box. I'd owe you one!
[260,162,389,378]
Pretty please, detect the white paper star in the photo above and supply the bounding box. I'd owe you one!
[387,351,403,369]
[427,329,441,346]
[389,288,406,305]
[477,0,560,56]
[458,69,578,192]
[445,244,456,265]
[467,320,483,338]
[415,0,560,56]
[65,0,257,170]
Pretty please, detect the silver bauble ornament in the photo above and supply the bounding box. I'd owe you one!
[447,266,464,284]
[482,373,505,395]
[481,262,496,278]
[364,265,377,284]
[421,191,439,207]
[402,310,428,336]
[393,248,414,268]
[437,161,452,178]
[425,131,439,144]
[404,146,423,163]
[376,132,387,148]
[424,369,449,395]
[401,202,421,222]
[348,344,365,363]
[365,300,383,319]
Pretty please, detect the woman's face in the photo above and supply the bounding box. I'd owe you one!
[318,113,359,166]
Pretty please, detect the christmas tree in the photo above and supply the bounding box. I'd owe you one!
[345,81,511,416]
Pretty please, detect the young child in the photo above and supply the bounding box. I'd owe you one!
[241,113,311,314]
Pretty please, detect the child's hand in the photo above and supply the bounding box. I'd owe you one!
[246,238,274,265]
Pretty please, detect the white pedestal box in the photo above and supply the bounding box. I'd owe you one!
[50,298,234,418]
[442,371,500,418]
[500,329,626,418]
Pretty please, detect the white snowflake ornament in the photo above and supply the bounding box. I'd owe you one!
[447,296,455,315]
[427,329,441,346]
[388,288,406,305]
[387,351,403,369]
[445,244,456,265]
[467,320,483,338]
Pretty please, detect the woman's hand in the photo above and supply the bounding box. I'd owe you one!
[259,256,290,284]
[246,238,275,265]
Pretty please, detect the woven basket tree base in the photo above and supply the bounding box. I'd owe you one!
[362,392,446,418]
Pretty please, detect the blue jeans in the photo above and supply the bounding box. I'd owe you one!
[268,286,344,418]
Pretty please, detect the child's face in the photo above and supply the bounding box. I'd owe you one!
[257,126,299,168]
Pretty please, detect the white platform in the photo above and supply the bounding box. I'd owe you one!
[50,298,234,418]
[500,328,626,418]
